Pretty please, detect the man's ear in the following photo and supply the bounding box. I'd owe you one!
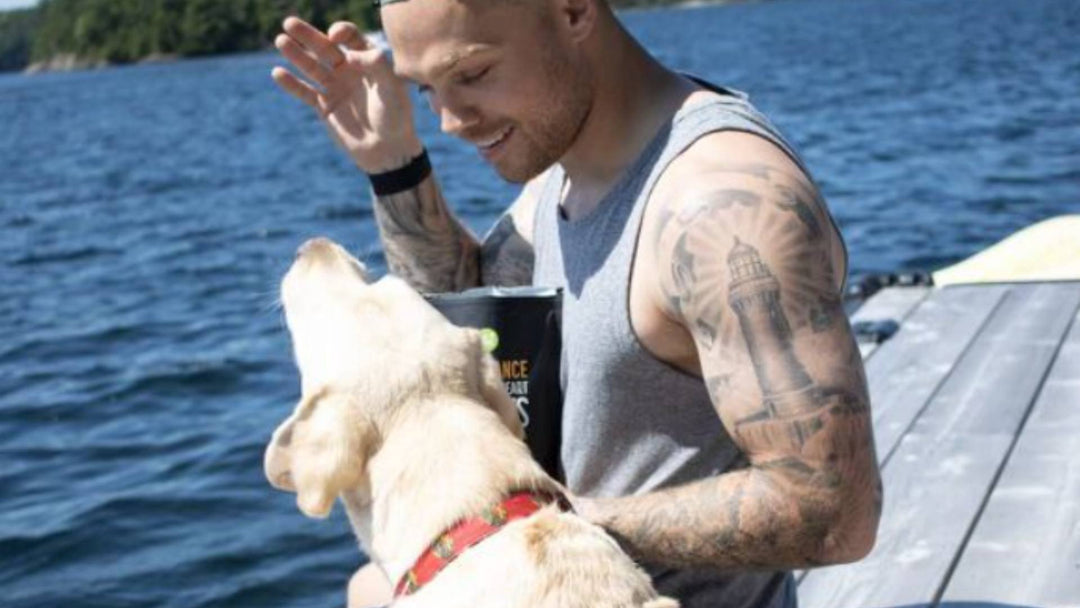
[265,389,378,519]
[555,0,599,44]
[469,329,525,440]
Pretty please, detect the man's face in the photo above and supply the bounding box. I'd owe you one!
[383,0,593,183]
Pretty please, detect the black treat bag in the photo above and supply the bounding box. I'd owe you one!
[425,287,563,481]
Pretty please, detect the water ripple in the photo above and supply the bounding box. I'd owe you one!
[1,0,1078,605]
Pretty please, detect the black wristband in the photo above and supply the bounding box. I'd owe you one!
[368,149,432,196]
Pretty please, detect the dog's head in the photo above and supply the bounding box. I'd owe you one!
[265,237,522,518]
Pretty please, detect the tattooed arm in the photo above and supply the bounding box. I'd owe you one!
[373,168,541,291]
[372,173,479,292]
[579,138,881,570]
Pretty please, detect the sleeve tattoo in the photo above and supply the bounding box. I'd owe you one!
[593,163,881,570]
[373,174,481,293]
[372,175,535,291]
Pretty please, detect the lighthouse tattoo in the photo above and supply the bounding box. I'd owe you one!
[724,238,866,457]
[726,238,825,447]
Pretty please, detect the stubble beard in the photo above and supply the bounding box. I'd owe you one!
[492,54,594,184]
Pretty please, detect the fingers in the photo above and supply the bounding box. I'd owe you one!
[275,33,335,90]
[328,21,368,51]
[329,22,396,78]
[271,66,323,110]
[283,16,347,69]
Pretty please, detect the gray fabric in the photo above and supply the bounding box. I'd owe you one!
[532,85,803,608]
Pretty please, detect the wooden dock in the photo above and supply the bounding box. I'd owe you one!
[797,281,1080,608]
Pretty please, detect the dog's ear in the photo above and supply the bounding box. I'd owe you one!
[468,329,525,440]
[264,388,378,519]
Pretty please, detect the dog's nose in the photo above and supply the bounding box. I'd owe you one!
[296,237,336,261]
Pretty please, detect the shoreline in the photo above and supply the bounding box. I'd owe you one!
[14,0,741,75]
[23,52,181,75]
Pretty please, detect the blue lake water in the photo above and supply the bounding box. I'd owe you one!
[1,0,1078,605]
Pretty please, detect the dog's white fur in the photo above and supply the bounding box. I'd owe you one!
[265,237,677,608]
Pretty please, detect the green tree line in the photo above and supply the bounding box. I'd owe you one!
[0,8,39,71]
[0,0,380,72]
[0,0,683,73]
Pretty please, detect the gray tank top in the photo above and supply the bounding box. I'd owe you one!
[532,82,804,608]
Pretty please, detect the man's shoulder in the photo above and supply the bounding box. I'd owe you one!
[641,125,848,301]
[650,128,810,218]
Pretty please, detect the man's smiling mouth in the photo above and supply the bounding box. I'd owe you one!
[477,127,513,151]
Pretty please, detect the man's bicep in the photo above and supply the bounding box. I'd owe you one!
[654,166,875,469]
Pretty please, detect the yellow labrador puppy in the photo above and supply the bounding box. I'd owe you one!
[265,237,677,608]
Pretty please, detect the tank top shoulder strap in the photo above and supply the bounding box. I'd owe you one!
[634,76,811,208]
[531,163,567,280]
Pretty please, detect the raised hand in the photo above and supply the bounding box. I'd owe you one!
[272,17,423,172]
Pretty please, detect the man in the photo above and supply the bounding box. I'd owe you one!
[271,1,882,606]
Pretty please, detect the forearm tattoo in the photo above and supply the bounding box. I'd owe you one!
[372,174,481,293]
[596,163,881,570]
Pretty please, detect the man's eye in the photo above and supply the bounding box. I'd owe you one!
[457,66,491,86]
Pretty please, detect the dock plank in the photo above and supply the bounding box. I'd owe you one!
[798,283,1080,608]
[850,286,932,360]
[864,285,1008,463]
[942,303,1080,607]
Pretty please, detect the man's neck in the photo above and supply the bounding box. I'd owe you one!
[558,22,696,220]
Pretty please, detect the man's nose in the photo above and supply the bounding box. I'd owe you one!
[431,94,478,138]
[441,110,466,137]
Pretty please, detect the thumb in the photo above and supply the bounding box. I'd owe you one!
[355,47,393,74]
[328,21,368,51]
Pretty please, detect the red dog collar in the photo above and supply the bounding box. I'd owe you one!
[394,490,572,598]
